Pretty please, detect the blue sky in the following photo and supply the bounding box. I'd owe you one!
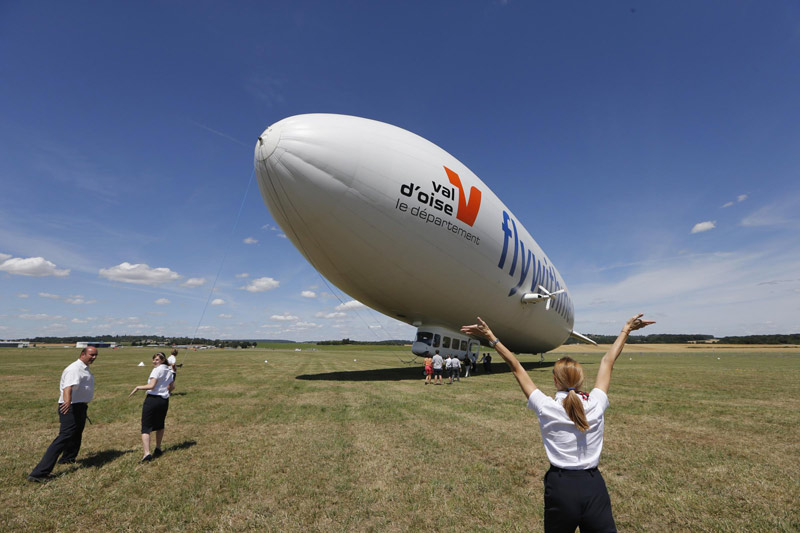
[1,1,799,341]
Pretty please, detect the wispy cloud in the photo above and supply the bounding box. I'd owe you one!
[243,237,258,244]
[155,298,171,305]
[301,290,317,298]
[572,245,800,336]
[721,194,748,208]
[271,314,298,321]
[741,196,800,228]
[39,292,61,300]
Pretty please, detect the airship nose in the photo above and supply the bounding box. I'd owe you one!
[255,122,281,162]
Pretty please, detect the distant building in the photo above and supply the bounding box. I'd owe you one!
[688,339,720,344]
[0,341,30,348]
[76,341,117,349]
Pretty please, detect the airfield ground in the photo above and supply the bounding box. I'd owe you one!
[2,344,798,532]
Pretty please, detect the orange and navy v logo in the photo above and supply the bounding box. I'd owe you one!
[444,166,481,227]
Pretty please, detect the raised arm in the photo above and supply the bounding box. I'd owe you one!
[461,317,537,399]
[594,314,655,394]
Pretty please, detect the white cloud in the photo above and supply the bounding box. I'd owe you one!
[71,318,88,324]
[17,293,29,298]
[64,296,96,305]
[0,256,70,277]
[721,201,734,208]
[38,292,60,300]
[242,277,280,292]
[99,262,181,285]
[301,290,317,298]
[235,273,249,278]
[335,300,365,311]
[181,277,207,288]
[737,194,748,203]
[243,237,258,244]
[0,253,11,262]
[155,298,171,305]
[315,311,346,319]
[690,221,716,234]
[218,313,233,319]
[295,321,321,328]
[271,314,298,321]
[211,298,226,306]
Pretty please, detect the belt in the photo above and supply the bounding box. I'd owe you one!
[548,464,598,473]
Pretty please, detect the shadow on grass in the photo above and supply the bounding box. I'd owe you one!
[165,439,197,453]
[78,448,134,468]
[296,361,557,382]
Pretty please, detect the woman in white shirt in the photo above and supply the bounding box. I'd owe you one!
[461,314,653,533]
[129,352,174,462]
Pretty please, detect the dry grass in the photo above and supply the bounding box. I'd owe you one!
[1,344,798,532]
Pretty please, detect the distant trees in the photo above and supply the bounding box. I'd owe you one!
[717,334,800,344]
[567,333,800,345]
[316,339,409,346]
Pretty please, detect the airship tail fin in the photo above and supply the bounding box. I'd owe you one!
[569,330,597,346]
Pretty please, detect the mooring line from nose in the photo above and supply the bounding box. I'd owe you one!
[188,168,255,351]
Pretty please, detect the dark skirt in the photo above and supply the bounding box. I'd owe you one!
[141,394,169,433]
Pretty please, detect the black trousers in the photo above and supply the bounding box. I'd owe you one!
[543,466,616,533]
[30,403,88,477]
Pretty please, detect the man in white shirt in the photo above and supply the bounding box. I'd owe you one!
[431,350,444,385]
[168,348,179,385]
[450,355,461,383]
[28,347,98,483]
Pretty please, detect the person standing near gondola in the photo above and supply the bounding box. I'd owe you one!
[461,313,654,532]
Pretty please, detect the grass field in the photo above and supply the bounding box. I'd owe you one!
[2,344,798,532]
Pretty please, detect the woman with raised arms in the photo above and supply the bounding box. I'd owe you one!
[461,314,654,533]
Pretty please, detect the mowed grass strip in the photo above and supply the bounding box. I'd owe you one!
[1,345,798,532]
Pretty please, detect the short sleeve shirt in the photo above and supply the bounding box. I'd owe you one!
[59,359,94,404]
[167,355,176,366]
[147,364,174,399]
[527,388,609,469]
[432,355,443,370]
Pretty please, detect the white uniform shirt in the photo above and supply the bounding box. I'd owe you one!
[59,359,94,404]
[527,388,609,469]
[147,364,174,399]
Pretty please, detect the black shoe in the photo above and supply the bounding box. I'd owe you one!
[153,448,163,458]
[27,474,50,483]
[140,454,153,463]
[58,458,76,465]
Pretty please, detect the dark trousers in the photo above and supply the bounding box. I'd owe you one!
[543,466,616,533]
[30,403,88,477]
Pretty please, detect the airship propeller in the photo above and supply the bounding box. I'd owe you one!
[520,285,566,310]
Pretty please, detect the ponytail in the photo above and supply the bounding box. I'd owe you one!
[562,390,589,432]
[553,357,590,433]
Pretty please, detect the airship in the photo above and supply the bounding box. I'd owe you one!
[254,114,594,359]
